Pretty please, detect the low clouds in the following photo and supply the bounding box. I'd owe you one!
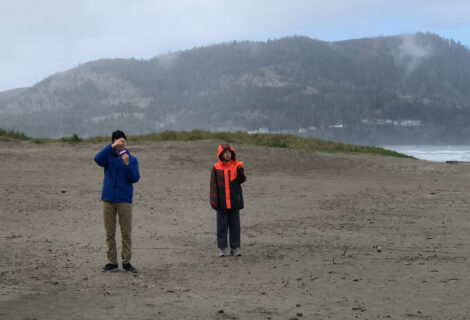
[1,0,470,90]
[394,34,433,76]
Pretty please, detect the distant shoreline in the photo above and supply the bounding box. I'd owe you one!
[384,145,470,162]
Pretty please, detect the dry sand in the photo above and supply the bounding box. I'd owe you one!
[1,139,469,319]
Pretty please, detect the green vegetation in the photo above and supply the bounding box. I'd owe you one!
[86,130,414,158]
[0,128,31,140]
[59,134,83,143]
[0,128,413,158]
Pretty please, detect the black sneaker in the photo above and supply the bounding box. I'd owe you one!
[102,263,119,272]
[122,263,138,273]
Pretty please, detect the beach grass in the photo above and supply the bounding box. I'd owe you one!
[0,129,414,159]
[0,128,32,141]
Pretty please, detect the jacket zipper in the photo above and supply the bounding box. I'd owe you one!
[113,156,120,202]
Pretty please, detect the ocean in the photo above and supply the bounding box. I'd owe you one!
[383,145,470,162]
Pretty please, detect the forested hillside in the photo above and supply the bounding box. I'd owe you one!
[1,33,470,144]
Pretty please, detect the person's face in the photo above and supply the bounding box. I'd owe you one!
[222,150,232,161]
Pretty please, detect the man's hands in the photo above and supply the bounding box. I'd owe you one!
[121,153,130,166]
[112,138,126,150]
[112,138,129,165]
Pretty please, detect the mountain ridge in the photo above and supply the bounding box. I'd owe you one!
[1,33,470,144]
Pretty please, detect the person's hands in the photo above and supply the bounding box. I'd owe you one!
[112,138,126,151]
[121,153,130,166]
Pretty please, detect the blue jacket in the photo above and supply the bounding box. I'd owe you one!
[94,145,140,203]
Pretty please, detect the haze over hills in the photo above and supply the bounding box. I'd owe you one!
[0,87,29,105]
[1,32,470,144]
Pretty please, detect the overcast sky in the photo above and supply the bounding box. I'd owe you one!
[1,0,470,91]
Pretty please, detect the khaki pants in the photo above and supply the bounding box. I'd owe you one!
[103,201,132,264]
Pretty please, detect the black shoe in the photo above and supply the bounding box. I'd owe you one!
[102,263,119,272]
[122,263,138,273]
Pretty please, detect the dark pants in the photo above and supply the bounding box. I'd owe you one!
[217,209,240,249]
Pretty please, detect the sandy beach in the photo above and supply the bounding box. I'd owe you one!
[1,139,469,319]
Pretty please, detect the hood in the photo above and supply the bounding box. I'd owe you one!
[217,144,236,162]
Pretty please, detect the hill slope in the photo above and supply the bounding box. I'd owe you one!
[1,33,470,144]
[0,87,29,105]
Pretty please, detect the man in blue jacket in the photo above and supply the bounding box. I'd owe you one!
[94,130,140,273]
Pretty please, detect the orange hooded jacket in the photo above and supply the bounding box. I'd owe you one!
[210,144,246,210]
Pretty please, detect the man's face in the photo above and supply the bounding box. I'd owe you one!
[222,150,232,161]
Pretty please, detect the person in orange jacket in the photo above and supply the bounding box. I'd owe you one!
[210,144,246,257]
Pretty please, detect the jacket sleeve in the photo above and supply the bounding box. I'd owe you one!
[237,167,246,184]
[210,167,218,209]
[94,145,113,167]
[124,157,140,183]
